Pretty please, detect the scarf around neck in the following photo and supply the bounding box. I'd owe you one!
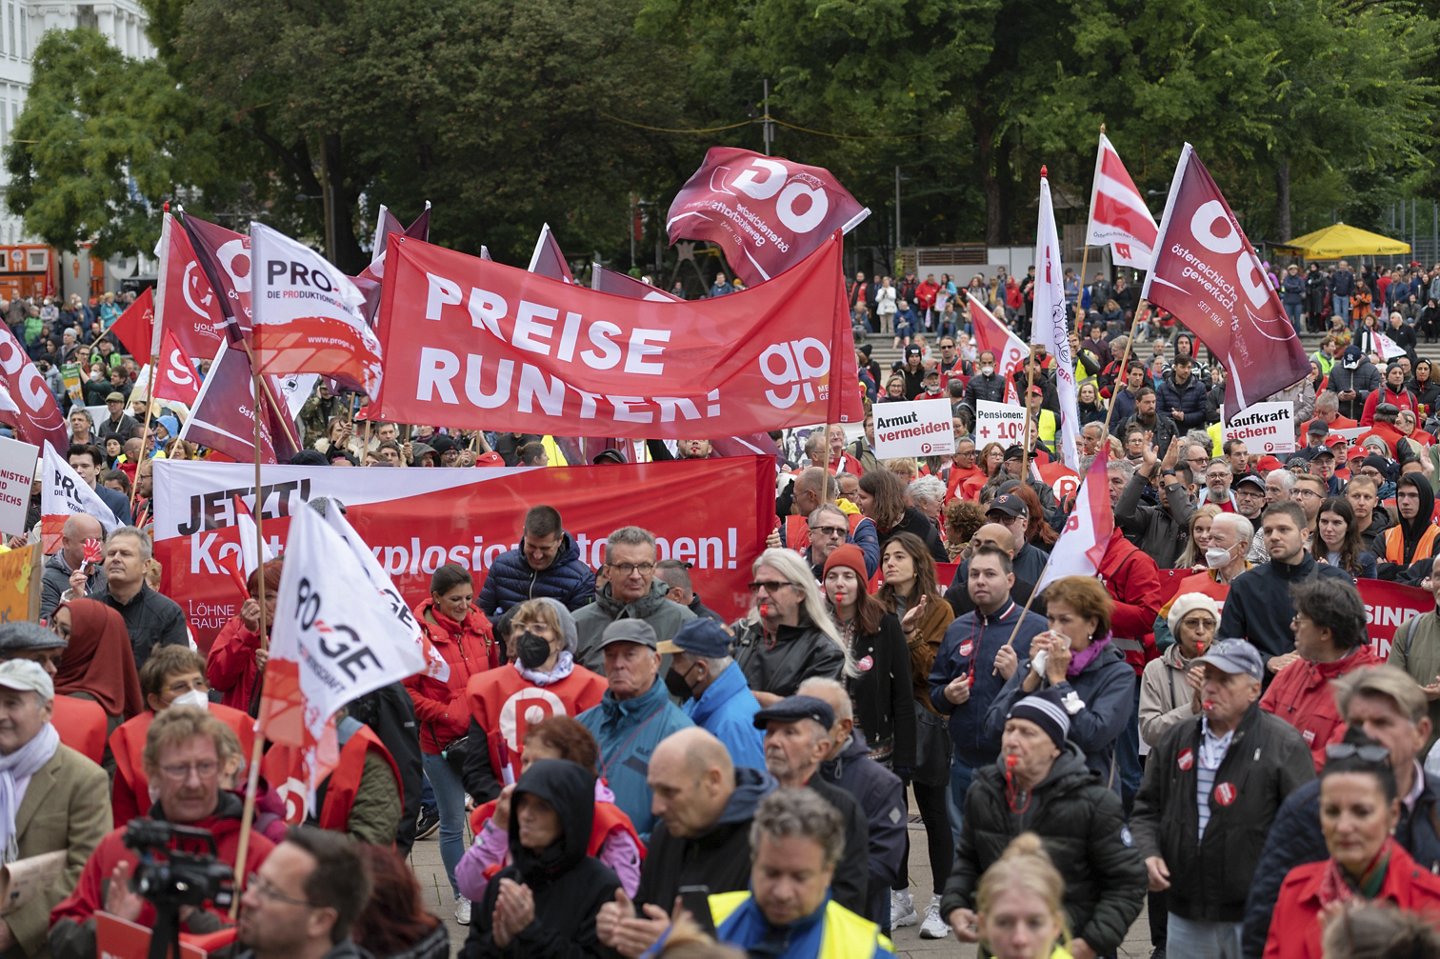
[517,650,575,687]
[0,722,58,862]
[1067,634,1112,678]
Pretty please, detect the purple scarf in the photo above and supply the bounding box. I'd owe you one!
[1067,634,1113,678]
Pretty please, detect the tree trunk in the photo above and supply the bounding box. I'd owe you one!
[974,111,1004,246]
[323,133,365,274]
[1275,156,1292,243]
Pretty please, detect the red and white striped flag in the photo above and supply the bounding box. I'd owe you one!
[1086,133,1159,270]
[968,293,1027,400]
[1035,449,1114,592]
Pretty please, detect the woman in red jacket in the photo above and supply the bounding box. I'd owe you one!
[404,562,498,925]
[1265,734,1440,959]
[205,559,282,714]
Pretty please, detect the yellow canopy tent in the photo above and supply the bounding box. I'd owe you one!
[1274,223,1411,260]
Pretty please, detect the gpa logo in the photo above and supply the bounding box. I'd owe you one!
[760,337,830,409]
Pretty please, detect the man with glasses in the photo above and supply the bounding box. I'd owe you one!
[1289,473,1327,531]
[1199,460,1237,512]
[235,827,372,959]
[781,468,880,578]
[478,504,596,628]
[50,706,276,957]
[942,437,983,502]
[574,526,695,671]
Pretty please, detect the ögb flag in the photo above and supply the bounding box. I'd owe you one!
[528,224,574,284]
[153,329,201,406]
[968,293,1027,405]
[109,288,155,360]
[151,456,772,650]
[155,213,226,360]
[1034,449,1113,593]
[250,222,384,399]
[666,147,870,287]
[1032,170,1080,469]
[179,339,300,464]
[362,203,432,282]
[0,325,68,455]
[180,214,254,345]
[1086,133,1159,269]
[40,444,120,553]
[1141,144,1310,413]
[370,233,863,437]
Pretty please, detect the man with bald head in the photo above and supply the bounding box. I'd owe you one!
[40,514,106,620]
[943,522,1034,616]
[596,727,776,956]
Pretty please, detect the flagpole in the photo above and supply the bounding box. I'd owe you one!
[128,356,158,516]
[1100,301,1147,442]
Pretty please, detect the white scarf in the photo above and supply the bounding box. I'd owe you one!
[0,722,58,862]
[516,650,575,687]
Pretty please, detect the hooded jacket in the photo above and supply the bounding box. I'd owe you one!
[464,759,621,959]
[1157,368,1209,431]
[817,731,907,903]
[476,531,596,622]
[573,581,695,672]
[733,616,847,699]
[682,661,765,770]
[1379,474,1439,579]
[940,745,1146,954]
[634,766,776,912]
[1217,554,1353,671]
[1326,349,1381,420]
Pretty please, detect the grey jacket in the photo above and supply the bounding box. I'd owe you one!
[573,580,695,671]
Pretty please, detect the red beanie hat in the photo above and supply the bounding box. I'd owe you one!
[822,543,868,588]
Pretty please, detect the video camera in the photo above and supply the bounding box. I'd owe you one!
[123,819,235,911]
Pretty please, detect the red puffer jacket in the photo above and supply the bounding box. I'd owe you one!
[404,600,498,754]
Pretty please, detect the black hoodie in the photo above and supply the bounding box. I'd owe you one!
[1379,474,1437,579]
[464,760,621,959]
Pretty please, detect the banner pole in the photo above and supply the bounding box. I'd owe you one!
[1100,301,1147,443]
[128,352,159,516]
[1020,356,1035,480]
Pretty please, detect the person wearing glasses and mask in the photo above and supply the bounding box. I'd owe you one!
[734,549,854,707]
[50,706,276,959]
[574,527,696,672]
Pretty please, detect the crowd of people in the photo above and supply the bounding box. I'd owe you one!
[6,261,1440,959]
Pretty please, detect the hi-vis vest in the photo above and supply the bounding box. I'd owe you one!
[1383,522,1440,567]
[709,891,895,959]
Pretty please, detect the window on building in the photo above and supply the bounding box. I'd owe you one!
[76,6,98,32]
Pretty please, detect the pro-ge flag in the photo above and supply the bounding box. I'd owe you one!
[1032,169,1080,470]
[1086,133,1159,269]
[1142,144,1310,413]
[40,444,119,554]
[1034,449,1114,593]
[251,222,384,400]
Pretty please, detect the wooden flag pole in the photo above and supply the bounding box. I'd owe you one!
[1099,301,1148,444]
[128,354,160,516]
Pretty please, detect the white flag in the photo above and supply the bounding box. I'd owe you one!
[1374,331,1401,362]
[1032,171,1081,470]
[40,444,120,552]
[1034,449,1115,593]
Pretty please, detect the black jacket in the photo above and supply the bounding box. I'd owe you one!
[88,581,188,668]
[347,682,424,855]
[846,613,915,767]
[1114,471,1194,569]
[1130,704,1314,923]
[940,745,1146,954]
[634,767,775,912]
[1379,474,1437,579]
[1156,370,1209,432]
[1217,555,1352,670]
[733,617,846,698]
[40,550,106,622]
[464,759,621,959]
[817,732,907,900]
[1241,769,1440,958]
[876,506,947,564]
[806,775,871,920]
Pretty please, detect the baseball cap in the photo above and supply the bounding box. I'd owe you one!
[1306,420,1330,436]
[0,622,65,653]
[1347,448,1368,463]
[1027,385,1044,397]
[105,391,125,403]
[596,620,658,652]
[1311,446,1335,460]
[1256,455,1283,473]
[657,619,733,659]
[1001,445,1026,462]
[1233,473,1266,493]
[753,695,835,730]
[0,659,53,700]
[1194,638,1263,682]
[987,493,1028,518]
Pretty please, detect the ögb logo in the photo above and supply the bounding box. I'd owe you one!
[760,337,830,409]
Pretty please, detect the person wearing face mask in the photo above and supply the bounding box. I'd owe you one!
[964,350,1007,413]
[655,618,764,770]
[107,645,257,827]
[1151,513,1253,651]
[462,597,607,804]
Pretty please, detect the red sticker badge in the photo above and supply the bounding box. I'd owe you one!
[1177,748,1194,771]
[1213,782,1237,807]
[857,655,874,673]
[958,640,974,659]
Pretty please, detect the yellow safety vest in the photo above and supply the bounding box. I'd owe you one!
[709,891,895,959]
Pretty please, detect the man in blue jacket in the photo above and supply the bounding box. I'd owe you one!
[477,504,595,628]
[929,546,1046,831]
[658,619,764,769]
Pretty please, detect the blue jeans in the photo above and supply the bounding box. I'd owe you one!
[1167,914,1243,959]
[1116,685,1142,814]
[1284,301,1302,330]
[947,757,976,838]
[422,752,467,898]
[1333,294,1351,322]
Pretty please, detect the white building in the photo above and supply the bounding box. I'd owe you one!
[0,1,151,245]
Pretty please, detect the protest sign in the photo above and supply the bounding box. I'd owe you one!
[1223,401,1296,454]
[0,436,36,535]
[974,399,1027,449]
[873,400,954,459]
[153,457,772,651]
[1359,578,1430,660]
[0,544,40,625]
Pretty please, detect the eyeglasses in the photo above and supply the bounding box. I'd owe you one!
[158,760,220,782]
[808,525,848,538]
[749,580,795,594]
[1323,742,1391,764]
[610,562,656,576]
[1291,488,1322,499]
[246,873,316,909]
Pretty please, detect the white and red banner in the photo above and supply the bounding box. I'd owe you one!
[153,329,202,406]
[1032,171,1080,470]
[153,457,773,650]
[873,400,954,459]
[178,340,300,464]
[40,444,119,553]
[1375,330,1402,362]
[968,294,1024,405]
[592,264,680,302]
[0,325,68,455]
[1222,401,1295,455]
[1141,144,1311,414]
[370,233,863,436]
[180,214,254,345]
[666,147,870,286]
[155,213,227,360]
[251,222,384,399]
[528,223,575,284]
[1035,449,1113,592]
[1086,133,1159,269]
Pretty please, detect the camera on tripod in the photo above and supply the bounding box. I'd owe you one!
[123,819,235,911]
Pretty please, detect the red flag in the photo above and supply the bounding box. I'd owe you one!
[592,265,681,302]
[1141,144,1310,414]
[528,223,574,283]
[968,293,1028,388]
[179,339,299,464]
[155,213,226,360]
[108,288,154,360]
[371,232,863,436]
[1086,133,1159,269]
[152,329,201,405]
[361,204,432,283]
[1035,448,1114,592]
[666,147,870,286]
[180,214,254,345]
[0,325,68,454]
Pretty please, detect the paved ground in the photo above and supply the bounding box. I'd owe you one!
[407,814,1154,958]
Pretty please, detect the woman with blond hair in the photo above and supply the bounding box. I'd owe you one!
[974,833,1074,959]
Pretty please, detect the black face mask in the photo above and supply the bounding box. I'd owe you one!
[664,663,700,701]
[516,631,551,670]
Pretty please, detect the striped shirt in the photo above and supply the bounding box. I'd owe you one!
[1196,719,1235,841]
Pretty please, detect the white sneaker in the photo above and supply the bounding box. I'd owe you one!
[890,888,918,928]
[919,894,949,939]
[454,895,471,925]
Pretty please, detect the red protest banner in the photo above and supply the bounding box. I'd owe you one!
[370,233,863,437]
[152,457,772,651]
[666,147,870,286]
[1357,578,1431,661]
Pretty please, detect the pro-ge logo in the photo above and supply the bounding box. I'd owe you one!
[760,337,830,408]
